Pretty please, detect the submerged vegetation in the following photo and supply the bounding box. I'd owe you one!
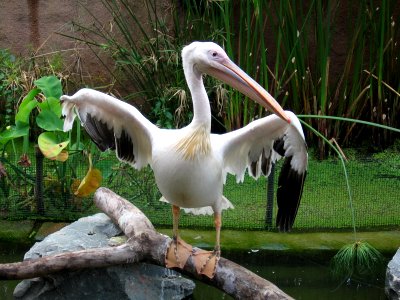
[331,241,385,280]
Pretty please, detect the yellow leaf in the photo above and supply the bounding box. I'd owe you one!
[48,150,69,162]
[74,153,102,197]
[38,132,69,161]
[74,168,102,197]
[70,178,81,194]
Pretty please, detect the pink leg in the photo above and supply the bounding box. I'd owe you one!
[192,212,222,278]
[165,205,192,269]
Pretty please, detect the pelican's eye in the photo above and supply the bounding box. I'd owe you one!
[209,50,219,59]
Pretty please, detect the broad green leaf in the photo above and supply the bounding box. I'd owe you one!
[36,110,64,131]
[0,122,29,144]
[34,76,62,99]
[38,132,69,161]
[70,141,85,151]
[24,88,41,103]
[15,97,38,124]
[38,96,62,117]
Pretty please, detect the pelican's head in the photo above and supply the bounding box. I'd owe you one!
[182,41,290,123]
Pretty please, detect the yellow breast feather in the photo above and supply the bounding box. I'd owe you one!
[175,126,211,160]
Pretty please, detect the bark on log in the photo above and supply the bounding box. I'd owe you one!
[0,187,293,300]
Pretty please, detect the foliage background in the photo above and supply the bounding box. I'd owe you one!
[65,0,400,157]
[0,0,399,231]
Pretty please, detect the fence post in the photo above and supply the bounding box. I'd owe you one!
[265,163,275,229]
[35,145,44,215]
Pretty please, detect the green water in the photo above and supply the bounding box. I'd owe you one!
[0,242,389,299]
[193,252,387,299]
[0,243,30,300]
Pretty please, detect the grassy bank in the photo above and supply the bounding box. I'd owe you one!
[1,148,399,231]
[111,149,400,231]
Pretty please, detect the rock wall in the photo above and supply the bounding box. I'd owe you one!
[0,1,111,83]
[0,1,170,93]
[386,248,400,300]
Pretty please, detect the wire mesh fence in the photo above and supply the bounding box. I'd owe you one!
[0,150,399,231]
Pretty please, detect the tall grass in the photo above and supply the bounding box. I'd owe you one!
[63,0,399,154]
[197,0,399,154]
[262,0,399,156]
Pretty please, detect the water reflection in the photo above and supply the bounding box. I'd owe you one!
[0,246,388,299]
[0,243,31,300]
[192,251,387,299]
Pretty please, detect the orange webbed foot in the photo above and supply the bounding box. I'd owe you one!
[165,237,193,269]
[192,247,220,278]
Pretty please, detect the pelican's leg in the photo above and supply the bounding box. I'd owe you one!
[165,205,193,269]
[192,212,221,278]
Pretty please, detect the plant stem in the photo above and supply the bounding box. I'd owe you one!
[300,119,357,240]
[298,115,400,133]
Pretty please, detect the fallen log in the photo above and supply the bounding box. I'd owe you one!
[0,187,293,300]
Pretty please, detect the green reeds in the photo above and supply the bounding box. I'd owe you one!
[186,0,399,151]
[268,0,399,155]
[238,0,399,156]
[62,0,192,127]
[63,0,399,151]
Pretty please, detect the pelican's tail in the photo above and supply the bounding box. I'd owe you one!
[60,95,76,132]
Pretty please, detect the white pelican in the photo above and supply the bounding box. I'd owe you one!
[61,41,308,278]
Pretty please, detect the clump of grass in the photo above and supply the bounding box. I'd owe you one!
[301,117,396,282]
[331,241,384,280]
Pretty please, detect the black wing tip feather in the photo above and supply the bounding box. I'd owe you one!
[249,148,272,178]
[82,113,136,165]
[276,156,307,232]
[116,129,135,164]
[261,149,272,176]
[273,137,285,157]
[83,113,116,151]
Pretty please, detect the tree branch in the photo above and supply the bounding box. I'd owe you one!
[0,187,293,300]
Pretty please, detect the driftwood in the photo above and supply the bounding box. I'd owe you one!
[0,187,293,300]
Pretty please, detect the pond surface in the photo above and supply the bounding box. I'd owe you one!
[0,245,388,299]
[0,243,31,300]
[193,251,387,299]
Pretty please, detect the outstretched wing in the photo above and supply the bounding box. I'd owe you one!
[212,111,308,231]
[61,88,159,169]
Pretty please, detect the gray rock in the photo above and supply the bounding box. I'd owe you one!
[14,213,195,299]
[386,248,400,300]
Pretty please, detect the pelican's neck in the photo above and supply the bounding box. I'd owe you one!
[175,60,212,160]
[185,66,211,130]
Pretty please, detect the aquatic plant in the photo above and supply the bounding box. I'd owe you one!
[300,116,400,280]
[331,241,384,279]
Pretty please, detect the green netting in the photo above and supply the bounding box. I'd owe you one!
[0,151,399,231]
